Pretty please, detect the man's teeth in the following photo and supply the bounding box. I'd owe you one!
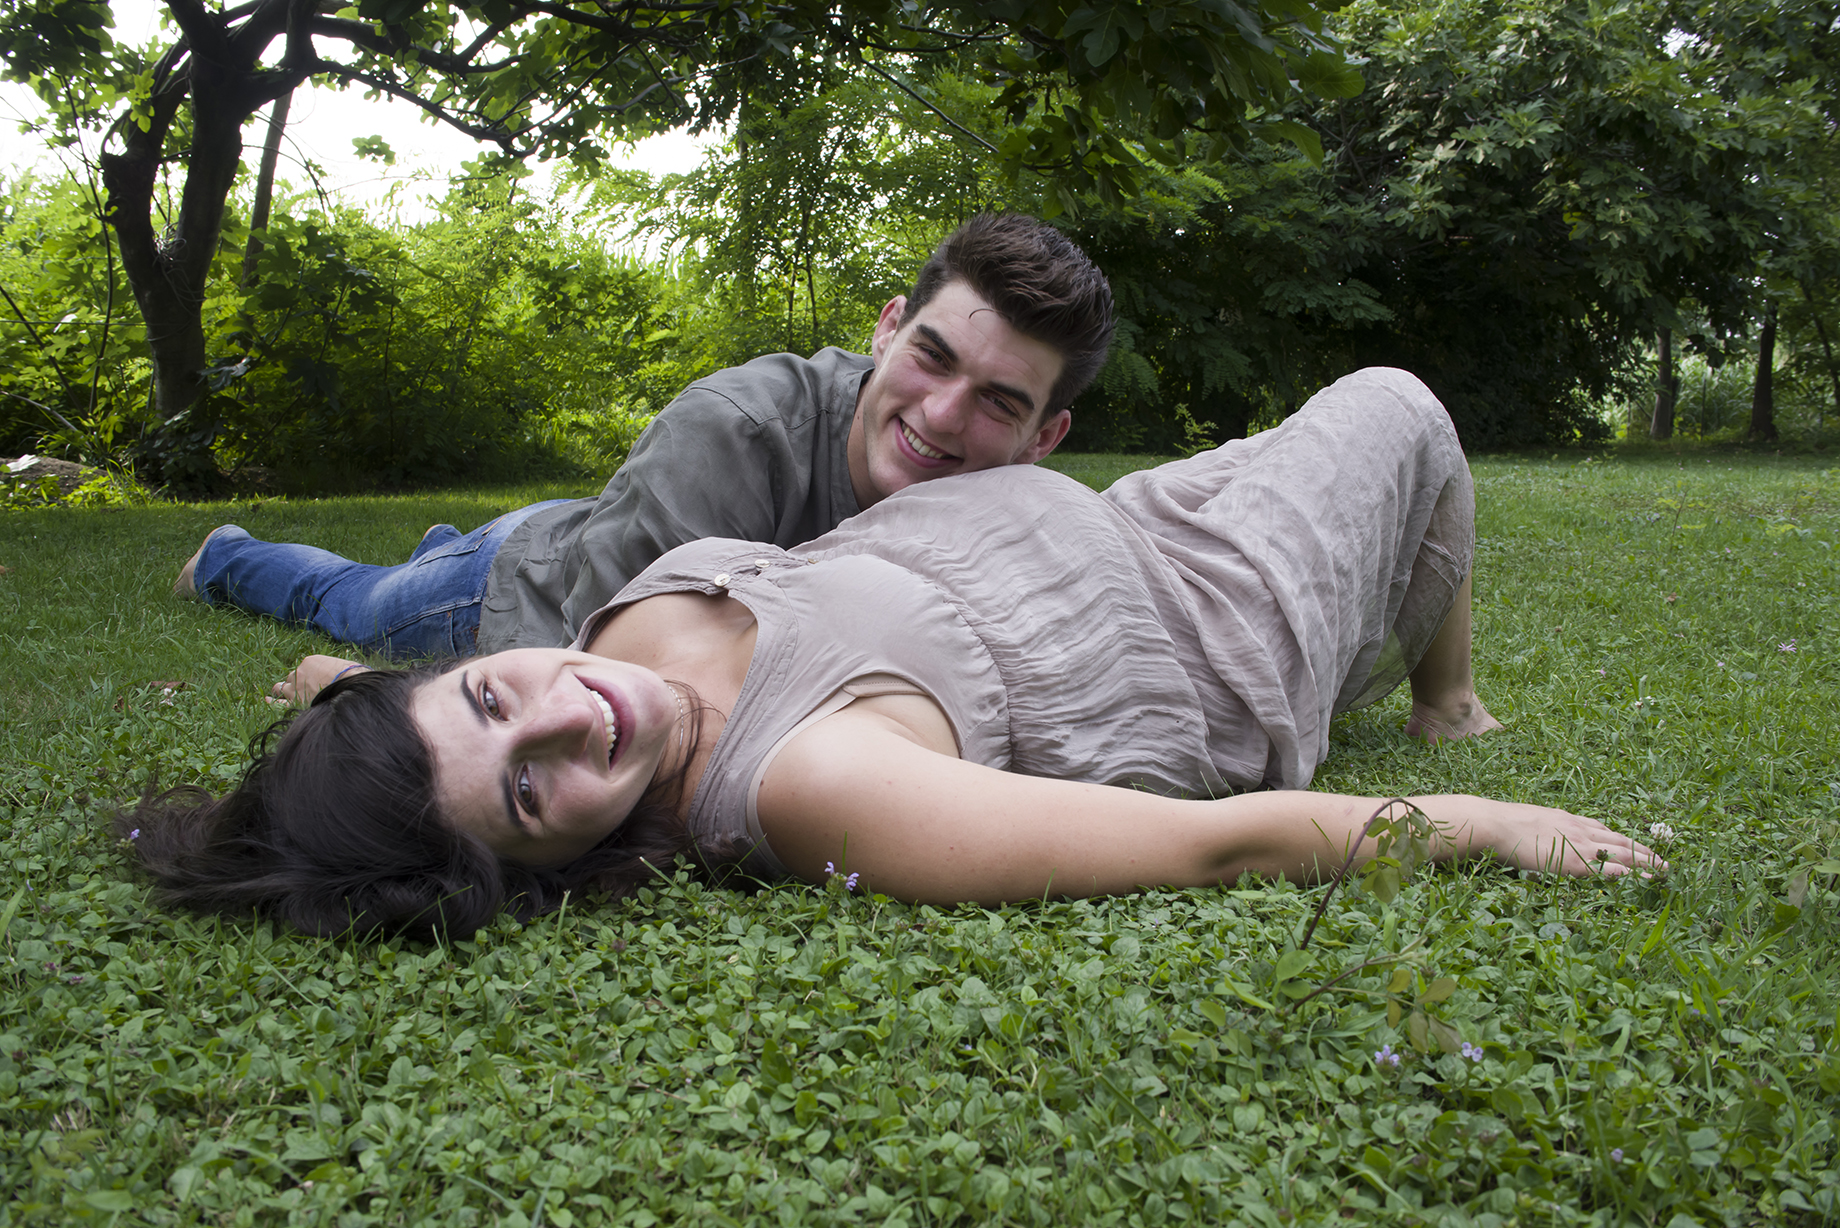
[901,421,948,460]
[592,691,618,762]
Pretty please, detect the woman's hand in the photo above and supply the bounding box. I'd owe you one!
[1428,796,1665,878]
[267,655,367,707]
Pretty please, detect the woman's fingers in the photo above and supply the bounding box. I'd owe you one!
[1500,807,1667,877]
[262,661,323,707]
[264,669,297,707]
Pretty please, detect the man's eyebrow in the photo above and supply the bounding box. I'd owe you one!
[914,322,1038,415]
[913,322,959,367]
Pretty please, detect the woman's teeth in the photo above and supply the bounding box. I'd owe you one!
[591,691,618,763]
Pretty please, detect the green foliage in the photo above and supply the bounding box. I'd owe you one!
[1318,0,1798,444]
[0,0,110,82]
[0,173,147,461]
[0,469,61,510]
[2,451,1838,1223]
[1673,355,1759,439]
[593,70,1004,372]
[1613,342,1840,441]
[11,0,1840,471]
[2,0,1360,489]
[202,176,682,491]
[1058,0,1835,450]
[1062,157,1390,450]
[1,166,694,490]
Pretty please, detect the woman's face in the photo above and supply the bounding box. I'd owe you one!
[410,649,681,867]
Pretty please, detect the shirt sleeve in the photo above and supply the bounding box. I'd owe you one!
[558,381,800,636]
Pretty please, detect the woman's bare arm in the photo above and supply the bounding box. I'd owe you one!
[756,706,1661,904]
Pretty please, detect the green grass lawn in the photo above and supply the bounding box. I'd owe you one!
[1,450,1836,1226]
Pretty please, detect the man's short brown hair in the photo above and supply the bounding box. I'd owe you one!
[902,214,1115,415]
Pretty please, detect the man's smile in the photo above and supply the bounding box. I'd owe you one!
[898,419,956,464]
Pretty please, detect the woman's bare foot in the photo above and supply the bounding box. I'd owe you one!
[172,526,233,597]
[1406,693,1504,743]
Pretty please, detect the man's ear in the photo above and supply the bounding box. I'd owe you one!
[1018,409,1073,464]
[870,296,907,361]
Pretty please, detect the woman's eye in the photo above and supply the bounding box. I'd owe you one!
[515,767,537,817]
[482,684,502,718]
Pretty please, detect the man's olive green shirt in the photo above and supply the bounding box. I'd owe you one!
[478,348,871,652]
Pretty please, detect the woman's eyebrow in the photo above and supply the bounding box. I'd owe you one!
[458,671,522,828]
[459,671,488,725]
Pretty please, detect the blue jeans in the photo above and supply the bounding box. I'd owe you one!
[195,501,572,659]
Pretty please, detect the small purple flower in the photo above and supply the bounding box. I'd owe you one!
[844,872,860,892]
[1611,1148,1624,1162]
[1374,1044,1401,1069]
[128,829,140,840]
[1779,640,1798,653]
[1460,1042,1483,1062]
[823,861,835,876]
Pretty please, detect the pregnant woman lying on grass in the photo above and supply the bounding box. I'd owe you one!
[126,370,1659,940]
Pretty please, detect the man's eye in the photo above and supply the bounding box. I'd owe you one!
[482,684,503,718]
[515,767,537,816]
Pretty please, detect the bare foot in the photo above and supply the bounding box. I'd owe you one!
[172,526,234,597]
[1406,693,1504,743]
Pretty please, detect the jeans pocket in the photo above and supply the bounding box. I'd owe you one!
[411,531,489,566]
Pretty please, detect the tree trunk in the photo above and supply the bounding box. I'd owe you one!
[242,88,293,286]
[1749,301,1778,443]
[1648,327,1676,440]
[1803,282,1838,430]
[101,53,290,489]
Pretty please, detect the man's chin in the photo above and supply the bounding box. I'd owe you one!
[870,458,952,501]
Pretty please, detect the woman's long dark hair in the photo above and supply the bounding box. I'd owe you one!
[118,664,699,941]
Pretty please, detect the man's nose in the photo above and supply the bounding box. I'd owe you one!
[919,379,976,432]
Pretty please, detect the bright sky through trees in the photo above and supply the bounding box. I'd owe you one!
[0,0,711,219]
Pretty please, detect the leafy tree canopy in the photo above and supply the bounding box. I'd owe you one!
[0,0,1364,484]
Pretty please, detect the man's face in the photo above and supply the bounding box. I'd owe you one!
[847,280,1071,507]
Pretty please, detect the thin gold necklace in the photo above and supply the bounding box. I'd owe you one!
[667,682,689,768]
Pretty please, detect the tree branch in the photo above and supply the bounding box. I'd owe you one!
[224,0,296,69]
[0,389,84,437]
[163,0,239,70]
[314,64,532,151]
[859,61,998,156]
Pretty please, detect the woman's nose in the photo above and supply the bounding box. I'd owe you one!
[520,690,596,753]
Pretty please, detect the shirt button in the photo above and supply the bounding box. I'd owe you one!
[755,559,771,572]
[713,572,730,588]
